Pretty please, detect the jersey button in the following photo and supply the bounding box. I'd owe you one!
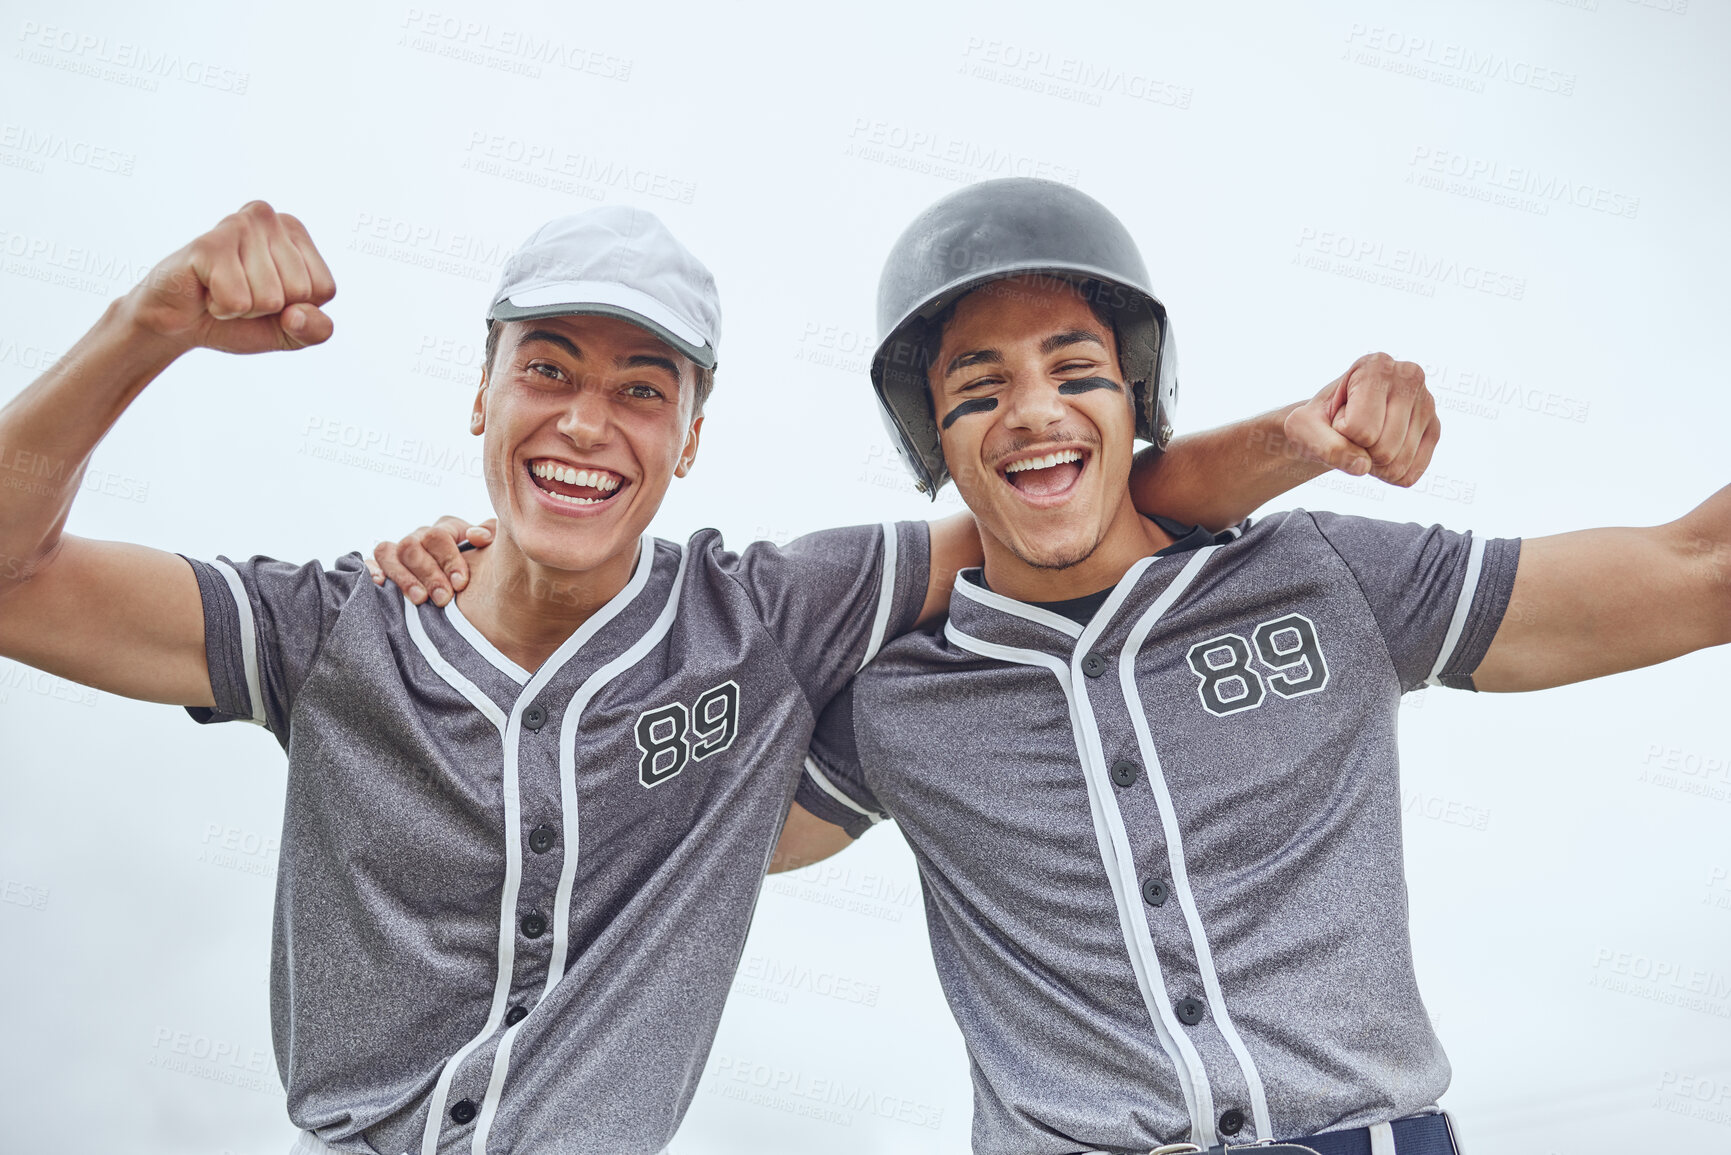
[1141,878,1169,906]
[1110,760,1139,787]
[1080,652,1108,678]
[529,824,557,854]
[521,912,547,939]
[523,704,547,731]
[1175,997,1206,1026]
[450,1099,478,1124]
[1218,1108,1245,1136]
[505,1004,528,1026]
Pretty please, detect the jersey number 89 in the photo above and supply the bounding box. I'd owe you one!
[634,680,741,788]
[1186,614,1329,717]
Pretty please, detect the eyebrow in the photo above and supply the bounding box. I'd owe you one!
[942,347,1002,380]
[521,330,584,360]
[621,352,682,381]
[521,331,682,384]
[942,329,1109,380]
[1040,329,1107,355]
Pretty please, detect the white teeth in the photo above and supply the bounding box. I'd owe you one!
[530,461,622,492]
[1004,449,1083,474]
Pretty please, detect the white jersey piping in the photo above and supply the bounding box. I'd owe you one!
[211,560,267,727]
[802,756,885,823]
[405,536,658,1155]
[858,521,900,671]
[402,595,510,1155]
[1060,552,1224,1148]
[1425,534,1486,687]
[951,570,1086,639]
[469,534,662,1155]
[1117,546,1276,1141]
[445,598,532,685]
[943,613,1210,1143]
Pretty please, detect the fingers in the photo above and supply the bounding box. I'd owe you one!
[1333,352,1447,484]
[466,518,498,548]
[423,516,476,594]
[279,212,337,306]
[278,302,334,348]
[235,209,286,319]
[1283,404,1372,476]
[193,237,253,322]
[372,534,434,606]
[374,518,486,607]
[1332,362,1396,459]
[1388,415,1442,488]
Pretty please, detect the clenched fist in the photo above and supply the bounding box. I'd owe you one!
[1284,352,1440,487]
[125,200,336,356]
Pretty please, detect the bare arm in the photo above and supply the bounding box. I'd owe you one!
[1474,486,1731,692]
[768,802,857,873]
[1130,352,1441,531]
[0,201,335,704]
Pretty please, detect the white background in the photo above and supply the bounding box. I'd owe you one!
[1,0,1728,1152]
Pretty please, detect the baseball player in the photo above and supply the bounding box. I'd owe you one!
[0,197,1433,1155]
[758,180,1729,1155]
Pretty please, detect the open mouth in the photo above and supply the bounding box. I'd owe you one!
[1001,448,1087,500]
[527,459,626,507]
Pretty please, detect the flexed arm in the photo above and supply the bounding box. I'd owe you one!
[1473,486,1731,692]
[0,201,335,703]
[1129,352,1442,531]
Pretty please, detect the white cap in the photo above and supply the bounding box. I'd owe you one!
[488,206,721,369]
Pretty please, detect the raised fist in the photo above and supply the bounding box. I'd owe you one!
[126,200,336,356]
[1284,352,1441,487]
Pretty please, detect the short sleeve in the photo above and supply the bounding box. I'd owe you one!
[179,552,371,740]
[793,682,889,839]
[718,521,930,713]
[1306,512,1521,692]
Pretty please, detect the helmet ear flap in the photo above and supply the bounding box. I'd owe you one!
[1110,296,1166,445]
[874,339,948,498]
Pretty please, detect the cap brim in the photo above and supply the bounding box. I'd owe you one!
[491,283,716,369]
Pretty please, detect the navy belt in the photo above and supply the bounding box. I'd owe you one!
[1190,1111,1459,1155]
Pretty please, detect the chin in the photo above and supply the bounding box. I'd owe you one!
[1008,535,1099,572]
[514,516,638,576]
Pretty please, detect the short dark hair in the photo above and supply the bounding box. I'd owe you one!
[483,319,714,416]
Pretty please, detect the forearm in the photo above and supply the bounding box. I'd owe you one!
[0,296,183,592]
[1129,405,1325,531]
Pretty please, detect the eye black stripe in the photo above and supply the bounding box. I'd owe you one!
[1058,376,1122,396]
[941,398,999,430]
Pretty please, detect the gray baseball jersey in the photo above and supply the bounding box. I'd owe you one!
[181,521,930,1155]
[795,511,1519,1154]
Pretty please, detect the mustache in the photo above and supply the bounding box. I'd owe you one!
[986,429,1101,470]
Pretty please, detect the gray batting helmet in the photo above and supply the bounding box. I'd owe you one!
[870,178,1178,496]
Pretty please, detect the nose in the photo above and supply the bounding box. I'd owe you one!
[556,378,612,447]
[999,375,1066,435]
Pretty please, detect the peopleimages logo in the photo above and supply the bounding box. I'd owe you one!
[1294,227,1527,301]
[1408,146,1640,219]
[14,20,250,94]
[1342,24,1576,96]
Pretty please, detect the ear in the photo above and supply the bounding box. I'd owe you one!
[674,415,704,478]
[470,372,488,436]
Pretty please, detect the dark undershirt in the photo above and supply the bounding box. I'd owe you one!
[969,515,1235,626]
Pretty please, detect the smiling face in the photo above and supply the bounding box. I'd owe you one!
[472,313,701,576]
[929,275,1143,577]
